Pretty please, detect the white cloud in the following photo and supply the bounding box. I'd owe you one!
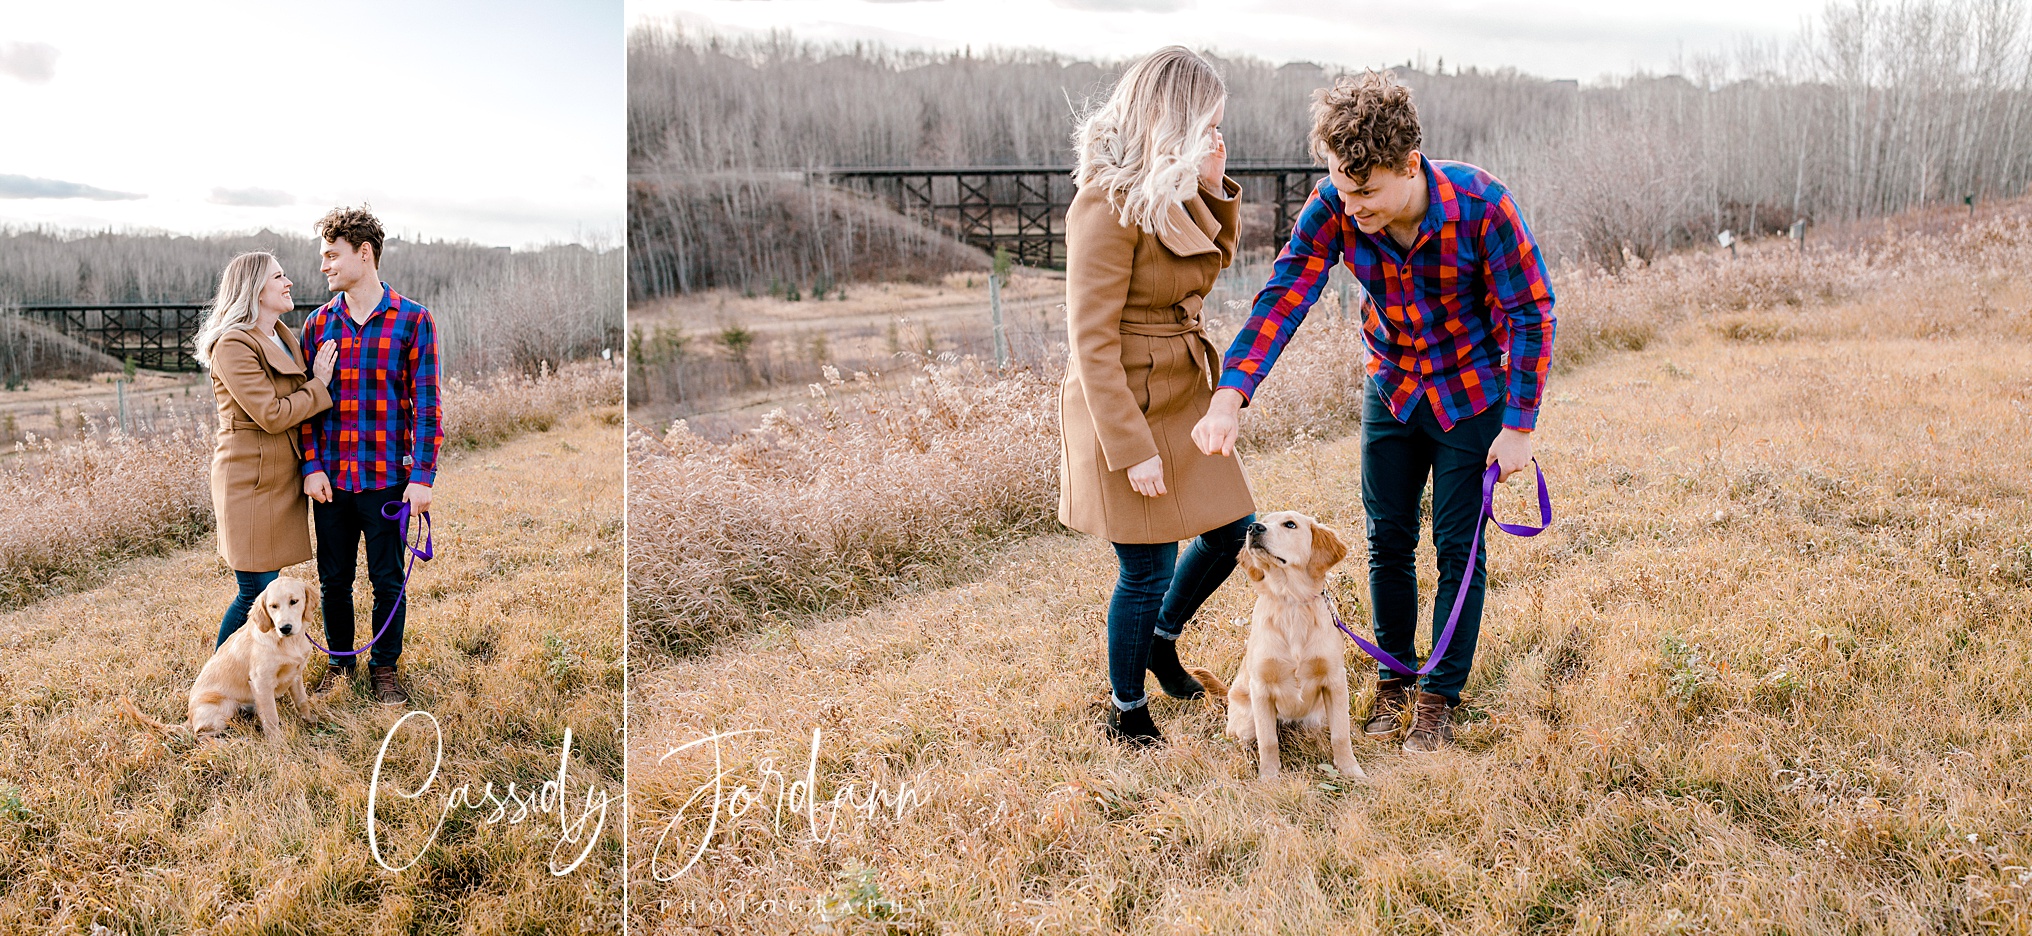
[0,174,142,201]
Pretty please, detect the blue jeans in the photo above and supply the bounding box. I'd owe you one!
[217,569,280,648]
[1107,513,1254,711]
[1361,380,1505,705]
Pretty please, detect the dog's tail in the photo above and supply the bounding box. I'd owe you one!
[117,697,186,736]
[1188,667,1228,698]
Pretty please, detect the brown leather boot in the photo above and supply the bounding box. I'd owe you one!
[368,665,410,707]
[1402,690,1455,754]
[1364,677,1414,739]
[313,665,354,697]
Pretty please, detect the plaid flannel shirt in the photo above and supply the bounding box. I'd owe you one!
[298,283,442,491]
[1218,156,1557,431]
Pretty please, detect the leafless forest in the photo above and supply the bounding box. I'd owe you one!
[0,228,624,376]
[629,0,2032,293]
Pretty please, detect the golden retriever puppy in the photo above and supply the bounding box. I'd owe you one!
[121,577,320,740]
[1193,511,1365,781]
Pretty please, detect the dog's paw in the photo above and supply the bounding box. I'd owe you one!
[1333,757,1367,780]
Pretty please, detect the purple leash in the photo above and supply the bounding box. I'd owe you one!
[308,501,432,658]
[1330,459,1552,676]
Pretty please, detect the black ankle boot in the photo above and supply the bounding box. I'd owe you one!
[1103,703,1164,745]
[1146,636,1206,700]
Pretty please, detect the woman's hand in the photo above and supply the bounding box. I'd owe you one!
[1127,454,1167,497]
[1199,129,1226,188]
[312,340,337,384]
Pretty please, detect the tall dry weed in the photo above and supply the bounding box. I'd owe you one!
[0,361,622,609]
[627,308,1377,654]
[628,358,1060,654]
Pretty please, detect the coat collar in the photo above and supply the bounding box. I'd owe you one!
[1153,185,1223,258]
[243,321,307,375]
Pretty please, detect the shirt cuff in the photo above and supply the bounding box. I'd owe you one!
[1216,369,1258,408]
[301,459,324,477]
[1503,405,1539,432]
[408,469,436,487]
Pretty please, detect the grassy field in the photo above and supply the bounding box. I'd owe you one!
[627,222,2032,931]
[0,407,625,933]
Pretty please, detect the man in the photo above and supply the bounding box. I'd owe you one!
[1193,70,1556,753]
[299,207,441,707]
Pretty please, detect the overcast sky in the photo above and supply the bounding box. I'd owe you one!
[0,1,622,248]
[627,0,1832,82]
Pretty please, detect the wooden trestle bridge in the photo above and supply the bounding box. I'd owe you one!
[12,301,327,372]
[815,164,1326,268]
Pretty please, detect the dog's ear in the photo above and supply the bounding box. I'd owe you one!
[251,594,275,633]
[1308,522,1348,576]
[302,580,320,620]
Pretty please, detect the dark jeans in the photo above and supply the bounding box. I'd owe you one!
[216,569,280,648]
[1107,513,1254,710]
[1362,380,1505,705]
[314,484,409,670]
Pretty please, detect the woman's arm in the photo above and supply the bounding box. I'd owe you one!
[1065,190,1158,473]
[213,332,333,435]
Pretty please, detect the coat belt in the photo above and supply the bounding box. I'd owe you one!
[1119,296,1219,391]
[218,417,267,433]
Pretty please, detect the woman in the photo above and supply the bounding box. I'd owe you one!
[1060,47,1255,745]
[195,251,337,648]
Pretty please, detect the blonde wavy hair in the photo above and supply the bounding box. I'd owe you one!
[1072,46,1226,237]
[193,251,279,370]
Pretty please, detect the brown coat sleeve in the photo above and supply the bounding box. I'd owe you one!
[1065,189,1159,472]
[213,332,333,435]
[1201,175,1241,266]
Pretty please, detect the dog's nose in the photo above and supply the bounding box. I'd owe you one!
[280,625,293,635]
[1248,522,1266,535]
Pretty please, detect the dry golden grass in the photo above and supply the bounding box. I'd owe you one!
[0,361,623,610]
[627,215,2032,932]
[0,408,623,934]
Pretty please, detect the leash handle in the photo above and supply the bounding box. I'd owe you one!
[1335,458,1552,677]
[379,500,433,560]
[308,499,430,658]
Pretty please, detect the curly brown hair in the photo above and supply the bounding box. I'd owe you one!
[316,206,385,266]
[1310,70,1421,187]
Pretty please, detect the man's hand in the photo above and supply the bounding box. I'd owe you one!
[1486,428,1533,483]
[1126,455,1167,498]
[403,482,432,515]
[1192,388,1245,457]
[304,471,332,503]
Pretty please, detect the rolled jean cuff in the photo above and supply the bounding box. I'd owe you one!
[1111,692,1149,712]
[1152,625,1182,641]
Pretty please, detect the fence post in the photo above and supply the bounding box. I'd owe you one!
[990,248,1011,369]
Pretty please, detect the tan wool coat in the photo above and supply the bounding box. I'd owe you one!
[1058,175,1255,544]
[208,323,332,572]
